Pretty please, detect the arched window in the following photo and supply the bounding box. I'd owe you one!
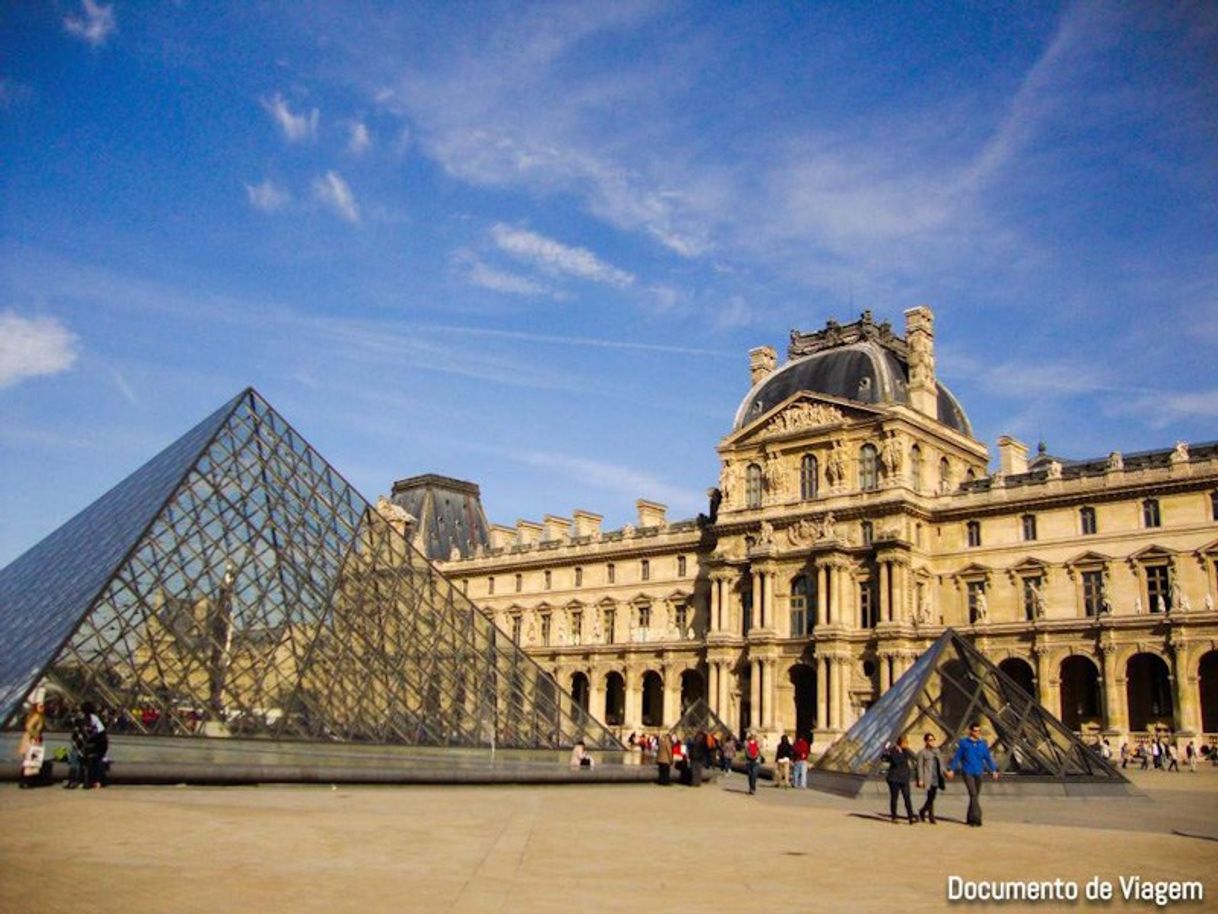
[859,443,878,491]
[746,463,762,508]
[939,457,952,493]
[909,445,923,492]
[800,454,818,500]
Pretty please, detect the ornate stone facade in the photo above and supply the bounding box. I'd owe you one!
[432,307,1218,752]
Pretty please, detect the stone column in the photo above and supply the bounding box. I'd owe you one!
[588,671,604,724]
[816,656,828,731]
[1099,647,1128,733]
[1033,649,1051,710]
[623,667,640,731]
[720,663,732,723]
[1171,647,1201,734]
[893,563,907,622]
[816,565,828,627]
[749,658,762,731]
[710,576,722,632]
[764,659,777,729]
[662,667,680,727]
[879,652,891,692]
[708,662,720,716]
[828,658,842,730]
[880,562,891,623]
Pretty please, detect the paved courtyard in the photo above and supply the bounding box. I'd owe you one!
[1,766,1215,913]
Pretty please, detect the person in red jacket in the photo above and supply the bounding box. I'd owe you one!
[744,734,763,795]
[792,734,811,788]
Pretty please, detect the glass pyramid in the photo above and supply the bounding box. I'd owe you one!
[0,388,622,751]
[670,698,734,745]
[809,628,1129,796]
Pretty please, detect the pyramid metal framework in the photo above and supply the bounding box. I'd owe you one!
[670,698,734,745]
[0,388,622,751]
[809,628,1129,796]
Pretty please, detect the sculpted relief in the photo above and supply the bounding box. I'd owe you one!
[766,401,845,436]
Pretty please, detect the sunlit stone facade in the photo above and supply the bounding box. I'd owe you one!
[427,307,1218,751]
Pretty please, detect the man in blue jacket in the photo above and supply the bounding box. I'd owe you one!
[946,722,999,827]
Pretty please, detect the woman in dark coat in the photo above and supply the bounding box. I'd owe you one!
[916,733,946,823]
[882,736,917,824]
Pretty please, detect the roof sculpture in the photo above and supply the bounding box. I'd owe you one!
[0,388,622,751]
[809,628,1132,796]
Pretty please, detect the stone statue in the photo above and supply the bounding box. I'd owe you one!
[592,611,604,642]
[526,618,537,645]
[1046,460,1062,480]
[1171,441,1190,464]
[786,517,816,547]
[1175,590,1191,613]
[1155,595,1167,615]
[879,432,902,479]
[375,495,415,529]
[826,441,846,488]
[765,451,787,496]
[1133,597,1143,615]
[1032,584,1046,619]
[820,510,838,541]
[757,519,775,548]
[1107,451,1124,472]
[973,590,988,622]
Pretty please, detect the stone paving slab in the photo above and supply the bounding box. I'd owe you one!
[1,769,1215,913]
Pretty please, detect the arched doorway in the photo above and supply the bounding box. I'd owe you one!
[999,657,1036,697]
[604,672,625,727]
[789,663,816,739]
[1059,656,1101,732]
[680,669,703,714]
[1200,651,1218,734]
[570,672,590,713]
[1127,653,1174,732]
[641,671,664,727]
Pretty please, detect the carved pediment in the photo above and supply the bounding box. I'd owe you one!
[723,392,878,446]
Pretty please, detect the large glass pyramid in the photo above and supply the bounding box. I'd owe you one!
[670,698,734,746]
[0,388,622,751]
[809,628,1130,796]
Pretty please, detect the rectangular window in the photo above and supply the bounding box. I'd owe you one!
[790,592,807,637]
[511,615,521,644]
[675,602,688,633]
[607,563,615,584]
[1143,498,1161,528]
[1022,514,1037,541]
[488,576,495,596]
[603,608,615,642]
[966,521,981,548]
[641,559,650,582]
[574,566,583,587]
[638,603,651,629]
[570,611,582,645]
[514,573,522,593]
[967,581,986,623]
[1082,570,1105,617]
[861,521,873,546]
[1080,506,1097,536]
[1022,575,1043,621]
[544,570,552,590]
[677,555,687,577]
[859,580,878,629]
[540,613,551,646]
[1146,565,1171,613]
[461,579,468,594]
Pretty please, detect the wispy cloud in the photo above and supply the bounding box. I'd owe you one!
[0,312,80,388]
[262,92,319,142]
[348,121,371,155]
[312,171,360,223]
[490,224,634,287]
[518,450,705,517]
[417,323,731,358]
[1115,390,1218,429]
[453,250,558,298]
[63,0,116,48]
[244,179,291,212]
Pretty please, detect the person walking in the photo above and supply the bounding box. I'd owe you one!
[743,733,763,795]
[774,734,793,788]
[792,733,811,788]
[656,732,674,786]
[720,735,736,776]
[1120,741,1130,769]
[81,701,109,789]
[1166,741,1180,772]
[916,733,945,824]
[1186,740,1197,772]
[882,736,917,824]
[947,722,998,827]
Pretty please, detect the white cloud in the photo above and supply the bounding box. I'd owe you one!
[518,450,705,517]
[0,312,80,388]
[490,224,634,287]
[244,179,291,212]
[348,121,372,155]
[63,0,116,48]
[312,171,360,223]
[460,257,556,298]
[261,93,319,142]
[1119,390,1218,428]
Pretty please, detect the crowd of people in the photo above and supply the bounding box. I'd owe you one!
[1117,735,1212,772]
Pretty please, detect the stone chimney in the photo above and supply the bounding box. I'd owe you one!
[997,435,1029,475]
[488,524,517,550]
[749,346,777,386]
[543,514,572,542]
[636,499,668,528]
[903,306,937,419]
[516,519,543,546]
[572,510,603,539]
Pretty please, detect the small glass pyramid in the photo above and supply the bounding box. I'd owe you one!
[0,389,622,751]
[810,628,1130,796]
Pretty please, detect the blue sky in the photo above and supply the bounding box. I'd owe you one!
[1,1,1216,567]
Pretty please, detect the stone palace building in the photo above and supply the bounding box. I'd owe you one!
[390,307,1218,752]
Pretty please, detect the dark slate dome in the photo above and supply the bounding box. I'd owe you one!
[733,340,972,435]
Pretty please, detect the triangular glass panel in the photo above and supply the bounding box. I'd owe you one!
[809,628,1132,796]
[0,389,623,753]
